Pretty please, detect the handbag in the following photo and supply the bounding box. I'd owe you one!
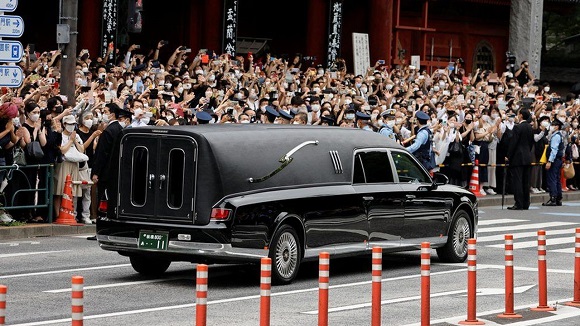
[539,145,548,164]
[78,166,91,189]
[25,141,44,160]
[64,146,89,163]
[563,162,575,179]
[448,141,463,155]
[13,147,26,165]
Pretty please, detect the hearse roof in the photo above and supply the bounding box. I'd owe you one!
[121,125,402,195]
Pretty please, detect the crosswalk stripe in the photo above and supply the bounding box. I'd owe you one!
[478,219,528,226]
[552,248,575,254]
[541,212,580,217]
[478,228,578,243]
[487,236,574,249]
[478,222,577,233]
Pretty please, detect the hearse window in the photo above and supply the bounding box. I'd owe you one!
[167,149,185,209]
[131,146,148,206]
[353,151,394,184]
[392,151,430,183]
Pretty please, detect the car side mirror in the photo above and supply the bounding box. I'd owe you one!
[433,172,449,186]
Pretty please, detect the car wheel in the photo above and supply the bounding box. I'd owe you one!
[436,210,471,263]
[269,224,301,284]
[129,256,171,276]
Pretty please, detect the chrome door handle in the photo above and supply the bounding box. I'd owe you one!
[148,174,155,189]
[362,196,374,201]
[159,174,166,190]
[406,194,416,200]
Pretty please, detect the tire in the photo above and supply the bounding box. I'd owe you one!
[269,225,302,285]
[129,256,171,276]
[436,210,472,263]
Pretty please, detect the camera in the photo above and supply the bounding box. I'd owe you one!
[506,51,517,73]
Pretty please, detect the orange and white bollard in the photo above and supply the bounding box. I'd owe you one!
[371,247,382,326]
[318,252,330,326]
[260,257,272,326]
[498,235,522,318]
[0,285,6,326]
[421,242,431,326]
[459,239,484,325]
[71,276,84,326]
[567,228,580,307]
[196,264,209,326]
[531,230,555,311]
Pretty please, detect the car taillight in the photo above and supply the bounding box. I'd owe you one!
[211,208,231,220]
[98,199,108,212]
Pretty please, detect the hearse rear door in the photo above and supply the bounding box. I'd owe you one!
[118,134,197,221]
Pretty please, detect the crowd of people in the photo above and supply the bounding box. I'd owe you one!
[0,41,579,223]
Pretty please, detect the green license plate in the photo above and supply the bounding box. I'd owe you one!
[138,231,169,250]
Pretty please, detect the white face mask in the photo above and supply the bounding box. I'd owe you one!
[81,67,89,73]
[344,99,352,105]
[541,121,550,128]
[65,124,75,132]
[240,120,250,124]
[311,104,320,112]
[396,118,403,125]
[360,87,368,93]
[544,87,550,93]
[126,79,133,87]
[550,125,556,132]
[386,84,394,90]
[491,113,499,119]
[498,87,504,93]
[83,119,94,128]
[177,87,184,94]
[292,121,301,125]
[371,113,378,120]
[522,86,529,93]
[433,86,440,92]
[118,120,127,128]
[386,120,395,128]
[345,114,355,120]
[102,114,110,123]
[93,117,99,125]
[313,87,321,93]
[29,113,40,122]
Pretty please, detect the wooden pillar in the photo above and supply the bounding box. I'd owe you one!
[203,1,222,53]
[78,0,101,57]
[188,1,201,53]
[305,0,327,66]
[370,0,393,66]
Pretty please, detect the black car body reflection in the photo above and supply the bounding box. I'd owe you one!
[97,125,478,283]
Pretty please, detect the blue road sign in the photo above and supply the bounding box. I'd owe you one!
[0,0,17,12]
[0,40,22,62]
[0,15,23,37]
[0,66,23,87]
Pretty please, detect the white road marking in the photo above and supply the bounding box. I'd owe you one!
[542,212,580,217]
[477,222,577,233]
[402,299,577,326]
[301,289,467,314]
[552,247,575,253]
[435,263,574,274]
[473,284,535,296]
[0,250,70,258]
[9,267,468,325]
[44,278,180,293]
[486,236,574,249]
[478,219,528,226]
[477,228,577,242]
[0,264,131,279]
[0,241,40,246]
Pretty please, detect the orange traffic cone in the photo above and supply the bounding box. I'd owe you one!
[54,175,80,225]
[469,160,484,197]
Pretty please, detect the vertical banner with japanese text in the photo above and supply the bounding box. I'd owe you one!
[222,0,238,57]
[352,33,370,77]
[326,0,343,68]
[101,0,117,61]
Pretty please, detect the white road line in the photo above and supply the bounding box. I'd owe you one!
[477,219,528,226]
[478,228,577,243]
[44,278,180,293]
[477,222,577,233]
[552,247,575,253]
[542,212,580,217]
[486,236,574,249]
[301,289,467,314]
[9,268,467,326]
[0,250,70,258]
[435,263,574,274]
[0,264,131,279]
[402,298,576,326]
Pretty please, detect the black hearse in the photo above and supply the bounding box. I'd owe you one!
[97,125,478,284]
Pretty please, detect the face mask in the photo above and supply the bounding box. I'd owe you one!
[164,83,172,90]
[102,114,110,123]
[573,122,579,128]
[177,87,184,94]
[195,70,204,76]
[544,87,550,93]
[240,120,250,124]
[508,117,515,123]
[522,87,528,93]
[140,117,151,125]
[386,120,395,128]
[559,117,566,123]
[81,67,89,73]
[371,113,378,120]
[360,87,368,93]
[465,119,472,125]
[292,121,301,125]
[439,81,445,87]
[377,120,384,127]
[313,87,321,93]
[549,125,556,132]
[126,79,133,87]
[541,121,550,128]
[396,118,403,125]
[29,113,40,122]
[498,87,504,93]
[318,69,324,75]
[236,93,244,100]
[93,117,99,125]
[83,119,94,128]
[448,122,455,129]
[345,114,355,120]
[386,84,393,90]
[77,78,86,86]
[344,99,352,105]
[355,83,362,88]
[65,124,75,132]
[482,115,490,123]
[311,104,320,112]
[491,113,499,119]
[118,120,127,128]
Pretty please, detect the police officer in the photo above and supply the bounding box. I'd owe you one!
[378,109,398,141]
[407,111,434,171]
[356,111,372,131]
[543,118,565,206]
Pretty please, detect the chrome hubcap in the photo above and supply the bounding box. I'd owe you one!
[452,217,470,258]
[275,232,298,279]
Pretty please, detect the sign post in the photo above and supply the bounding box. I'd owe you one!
[0,0,23,88]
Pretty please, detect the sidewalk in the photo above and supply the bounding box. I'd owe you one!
[1,191,580,241]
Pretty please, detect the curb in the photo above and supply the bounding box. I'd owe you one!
[1,192,580,241]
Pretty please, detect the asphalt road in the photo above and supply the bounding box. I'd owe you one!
[2,202,580,325]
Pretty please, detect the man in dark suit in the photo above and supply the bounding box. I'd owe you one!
[91,103,132,203]
[507,108,534,210]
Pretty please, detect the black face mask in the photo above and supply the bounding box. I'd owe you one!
[54,105,63,113]
[465,120,472,125]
